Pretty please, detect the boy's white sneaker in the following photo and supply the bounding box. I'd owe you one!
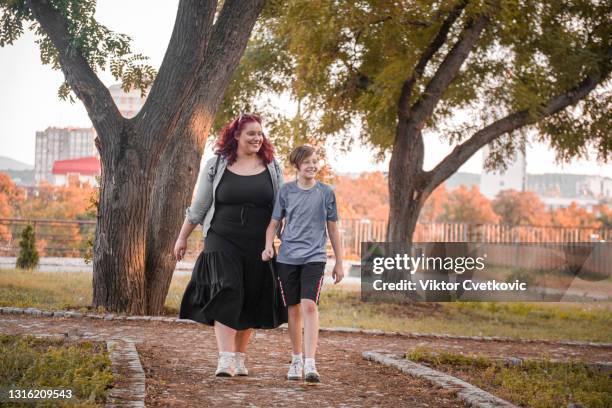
[287,359,303,380]
[234,352,249,376]
[304,360,320,383]
[215,352,235,377]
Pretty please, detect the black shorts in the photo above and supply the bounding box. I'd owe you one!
[276,262,325,306]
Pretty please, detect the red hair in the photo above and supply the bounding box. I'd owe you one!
[214,113,274,165]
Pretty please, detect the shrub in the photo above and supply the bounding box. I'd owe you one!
[16,224,39,270]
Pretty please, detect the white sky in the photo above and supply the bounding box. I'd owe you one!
[0,0,610,177]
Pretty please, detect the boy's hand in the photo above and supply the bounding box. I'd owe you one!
[332,263,344,284]
[261,246,274,261]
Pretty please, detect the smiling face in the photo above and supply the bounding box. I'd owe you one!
[297,152,319,181]
[235,121,264,155]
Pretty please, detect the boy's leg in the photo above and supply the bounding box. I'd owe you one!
[300,262,325,358]
[287,305,302,355]
[301,299,319,359]
[277,262,305,379]
[299,262,325,382]
[276,262,303,353]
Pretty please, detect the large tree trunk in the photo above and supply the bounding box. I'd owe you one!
[143,119,209,315]
[143,1,267,315]
[92,123,155,313]
[387,122,427,244]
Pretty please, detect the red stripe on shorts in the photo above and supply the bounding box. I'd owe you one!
[315,275,324,303]
[278,277,287,307]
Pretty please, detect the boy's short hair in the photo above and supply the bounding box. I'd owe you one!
[289,145,316,169]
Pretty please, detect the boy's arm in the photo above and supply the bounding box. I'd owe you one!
[327,220,344,284]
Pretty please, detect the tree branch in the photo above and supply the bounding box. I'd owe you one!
[407,11,491,128]
[186,0,267,116]
[27,0,122,142]
[398,0,468,119]
[424,67,610,195]
[139,0,217,136]
[203,0,267,76]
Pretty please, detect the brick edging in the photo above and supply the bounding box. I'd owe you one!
[2,306,611,349]
[106,340,146,408]
[318,326,612,348]
[363,351,518,408]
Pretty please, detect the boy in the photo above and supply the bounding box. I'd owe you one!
[262,145,344,383]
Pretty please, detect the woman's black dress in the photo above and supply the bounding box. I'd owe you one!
[179,168,287,330]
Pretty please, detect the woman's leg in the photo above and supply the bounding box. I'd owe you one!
[234,329,253,352]
[287,304,303,354]
[301,299,318,358]
[234,329,253,376]
[214,321,237,352]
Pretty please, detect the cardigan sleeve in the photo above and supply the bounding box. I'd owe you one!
[274,158,284,189]
[184,156,216,225]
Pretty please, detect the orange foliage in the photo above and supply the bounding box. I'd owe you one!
[594,204,612,228]
[19,182,96,220]
[419,184,449,222]
[0,172,24,242]
[441,185,500,224]
[550,202,601,229]
[8,181,98,257]
[331,172,389,220]
[492,189,550,226]
[0,172,24,217]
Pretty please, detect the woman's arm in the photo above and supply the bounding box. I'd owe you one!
[174,218,198,261]
[184,156,216,225]
[273,158,285,238]
[174,157,216,261]
[262,219,279,261]
[327,220,344,284]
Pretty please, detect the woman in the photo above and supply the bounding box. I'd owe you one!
[173,113,286,377]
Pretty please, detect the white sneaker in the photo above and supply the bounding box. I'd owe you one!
[215,352,235,377]
[234,352,248,376]
[304,360,320,383]
[287,359,303,380]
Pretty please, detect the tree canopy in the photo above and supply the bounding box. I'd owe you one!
[0,0,156,101]
[222,0,611,167]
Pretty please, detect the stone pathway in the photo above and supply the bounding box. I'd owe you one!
[1,313,610,407]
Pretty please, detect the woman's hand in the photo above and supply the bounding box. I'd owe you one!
[174,237,187,261]
[261,246,274,261]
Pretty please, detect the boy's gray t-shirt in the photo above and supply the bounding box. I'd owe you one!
[272,180,338,264]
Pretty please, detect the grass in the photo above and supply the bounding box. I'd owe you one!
[320,288,612,342]
[0,268,190,315]
[1,268,612,342]
[407,347,612,408]
[0,333,114,407]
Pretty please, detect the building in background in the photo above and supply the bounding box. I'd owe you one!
[479,145,527,199]
[108,84,147,118]
[33,84,148,186]
[51,156,101,187]
[34,127,98,185]
[527,173,612,210]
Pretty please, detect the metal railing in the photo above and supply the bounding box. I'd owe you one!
[337,219,612,259]
[1,218,610,261]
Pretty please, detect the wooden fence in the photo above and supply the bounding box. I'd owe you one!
[337,219,612,259]
[1,218,611,262]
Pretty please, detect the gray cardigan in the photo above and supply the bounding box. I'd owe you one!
[185,154,284,236]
